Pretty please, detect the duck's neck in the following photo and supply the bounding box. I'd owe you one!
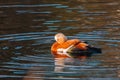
[58,41,66,45]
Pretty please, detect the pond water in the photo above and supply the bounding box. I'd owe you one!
[0,0,120,80]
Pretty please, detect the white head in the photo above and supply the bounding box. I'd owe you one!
[54,33,67,44]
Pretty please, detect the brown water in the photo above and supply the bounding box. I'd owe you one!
[0,0,120,80]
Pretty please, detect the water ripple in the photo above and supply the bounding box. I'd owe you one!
[0,32,54,42]
[16,10,52,14]
[0,4,62,8]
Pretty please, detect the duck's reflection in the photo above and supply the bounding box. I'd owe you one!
[23,57,87,80]
[54,58,65,72]
[54,57,86,72]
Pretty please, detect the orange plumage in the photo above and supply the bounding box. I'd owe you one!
[51,33,89,58]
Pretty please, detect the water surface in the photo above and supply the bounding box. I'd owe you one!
[0,0,120,80]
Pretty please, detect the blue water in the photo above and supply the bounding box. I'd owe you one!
[0,0,120,80]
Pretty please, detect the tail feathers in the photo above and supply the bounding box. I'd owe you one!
[87,46,102,54]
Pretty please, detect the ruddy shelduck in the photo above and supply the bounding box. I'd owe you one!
[51,33,101,58]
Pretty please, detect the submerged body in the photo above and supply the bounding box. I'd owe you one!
[51,33,101,58]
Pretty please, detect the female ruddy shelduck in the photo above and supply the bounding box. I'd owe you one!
[51,33,101,58]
